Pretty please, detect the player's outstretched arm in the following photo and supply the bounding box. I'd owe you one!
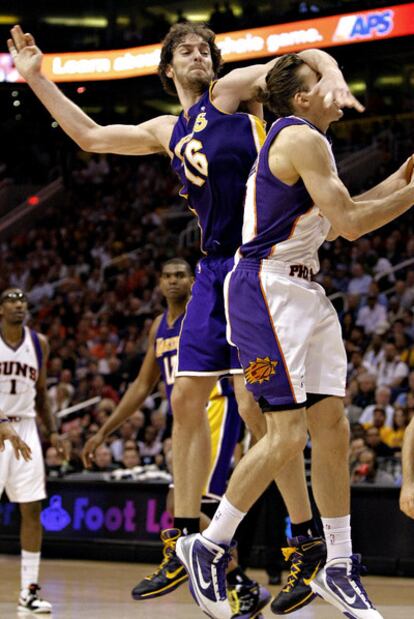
[281,126,414,240]
[0,418,32,461]
[353,155,414,201]
[212,48,363,114]
[8,25,175,156]
[400,416,414,519]
[82,317,162,468]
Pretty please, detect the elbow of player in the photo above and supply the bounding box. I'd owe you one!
[78,129,105,153]
[339,214,360,241]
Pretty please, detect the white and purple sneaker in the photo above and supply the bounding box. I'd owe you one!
[176,533,233,619]
[310,554,383,619]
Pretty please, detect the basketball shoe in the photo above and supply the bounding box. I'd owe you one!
[176,532,233,619]
[271,536,326,614]
[229,579,271,618]
[18,584,52,613]
[131,528,188,600]
[310,554,384,618]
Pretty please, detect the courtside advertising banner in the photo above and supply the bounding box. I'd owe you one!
[1,2,414,82]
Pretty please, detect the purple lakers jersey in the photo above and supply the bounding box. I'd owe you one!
[169,83,265,256]
[154,312,182,414]
[155,310,234,413]
[240,116,331,272]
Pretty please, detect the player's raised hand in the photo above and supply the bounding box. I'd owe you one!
[0,421,32,461]
[400,482,414,519]
[310,70,365,113]
[82,432,105,469]
[7,25,43,81]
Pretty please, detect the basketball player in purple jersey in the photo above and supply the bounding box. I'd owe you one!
[400,415,414,519]
[10,23,363,614]
[82,259,268,617]
[177,54,414,618]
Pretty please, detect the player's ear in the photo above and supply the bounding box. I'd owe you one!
[294,90,311,109]
[165,64,174,79]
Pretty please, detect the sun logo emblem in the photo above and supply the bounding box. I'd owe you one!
[245,356,278,384]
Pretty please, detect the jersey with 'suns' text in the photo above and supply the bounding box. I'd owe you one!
[240,116,332,273]
[0,327,42,418]
[169,82,265,256]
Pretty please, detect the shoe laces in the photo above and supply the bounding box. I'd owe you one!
[212,547,232,601]
[348,556,372,608]
[145,537,177,579]
[228,583,258,615]
[281,546,303,593]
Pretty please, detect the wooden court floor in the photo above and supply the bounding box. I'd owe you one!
[0,555,413,618]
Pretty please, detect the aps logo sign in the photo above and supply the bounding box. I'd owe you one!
[333,9,394,42]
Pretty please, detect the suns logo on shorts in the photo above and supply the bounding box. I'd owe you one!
[245,356,278,384]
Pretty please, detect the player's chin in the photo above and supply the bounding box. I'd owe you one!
[189,74,211,92]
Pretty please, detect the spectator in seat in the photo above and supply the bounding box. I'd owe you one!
[347,262,372,296]
[385,407,408,450]
[376,341,409,390]
[121,447,141,469]
[110,419,138,462]
[90,444,117,472]
[353,373,376,409]
[351,448,395,485]
[359,386,394,427]
[365,427,394,458]
[356,294,387,335]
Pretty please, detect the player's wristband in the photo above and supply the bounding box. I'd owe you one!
[0,418,10,424]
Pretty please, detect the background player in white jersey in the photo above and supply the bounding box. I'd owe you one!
[177,55,414,619]
[0,288,68,613]
[82,260,268,617]
[400,415,414,519]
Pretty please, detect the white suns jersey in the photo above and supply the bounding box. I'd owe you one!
[239,116,333,273]
[0,327,41,418]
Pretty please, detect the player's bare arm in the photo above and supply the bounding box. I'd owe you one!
[0,418,32,461]
[36,335,69,459]
[82,316,162,468]
[8,25,176,156]
[400,416,414,519]
[212,49,364,113]
[353,155,414,201]
[276,125,414,240]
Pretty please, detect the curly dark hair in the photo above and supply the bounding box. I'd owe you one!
[256,53,310,117]
[158,23,223,97]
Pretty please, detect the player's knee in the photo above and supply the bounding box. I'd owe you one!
[266,416,307,456]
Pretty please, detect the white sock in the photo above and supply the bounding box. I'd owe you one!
[321,515,352,562]
[202,495,246,546]
[21,550,40,593]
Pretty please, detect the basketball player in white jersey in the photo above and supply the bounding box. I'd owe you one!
[400,415,414,519]
[178,55,414,619]
[0,288,67,613]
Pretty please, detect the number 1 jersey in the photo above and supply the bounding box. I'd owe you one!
[169,82,265,256]
[0,327,41,418]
